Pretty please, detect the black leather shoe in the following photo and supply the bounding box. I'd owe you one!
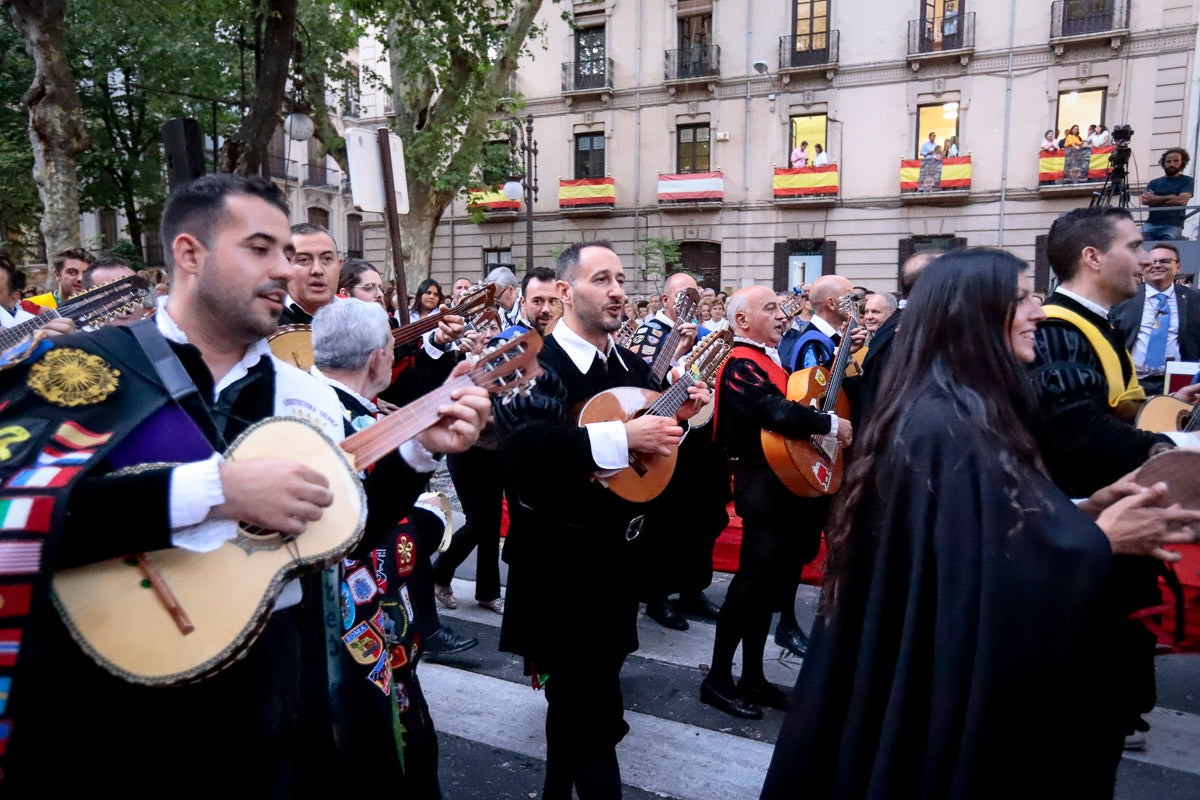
[774,625,810,658]
[423,626,479,657]
[645,598,689,631]
[738,680,789,711]
[700,678,763,720]
[677,591,721,621]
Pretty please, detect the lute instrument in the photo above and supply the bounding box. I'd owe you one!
[578,328,732,503]
[762,294,859,496]
[0,275,151,351]
[51,331,543,686]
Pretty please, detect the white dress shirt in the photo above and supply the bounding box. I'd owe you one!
[553,318,631,471]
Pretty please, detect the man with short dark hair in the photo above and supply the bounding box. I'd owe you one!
[282,223,340,324]
[24,247,93,309]
[517,265,560,335]
[1140,148,1193,241]
[450,276,474,303]
[1112,243,1200,395]
[0,253,36,327]
[496,241,709,799]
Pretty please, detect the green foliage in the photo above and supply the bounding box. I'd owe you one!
[637,236,682,281]
[103,239,147,271]
[0,20,41,255]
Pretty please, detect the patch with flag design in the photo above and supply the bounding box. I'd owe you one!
[0,585,32,618]
[0,630,19,666]
[0,496,54,533]
[5,466,81,490]
[0,542,42,575]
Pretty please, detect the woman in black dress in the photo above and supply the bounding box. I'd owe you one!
[760,248,1198,799]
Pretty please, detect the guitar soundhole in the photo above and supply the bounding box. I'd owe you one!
[233,524,292,555]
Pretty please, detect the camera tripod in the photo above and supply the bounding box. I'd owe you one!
[1090,144,1132,209]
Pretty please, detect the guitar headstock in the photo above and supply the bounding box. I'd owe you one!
[469,330,544,402]
[457,282,498,320]
[779,294,804,322]
[674,287,701,324]
[682,327,734,383]
[614,319,635,350]
[837,292,861,328]
[65,275,152,326]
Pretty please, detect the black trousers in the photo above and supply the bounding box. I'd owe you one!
[541,652,630,800]
[432,446,504,601]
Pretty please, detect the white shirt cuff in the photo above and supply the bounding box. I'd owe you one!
[423,330,450,359]
[399,437,443,473]
[1163,432,1200,448]
[587,420,630,470]
[826,414,838,436]
[169,454,238,552]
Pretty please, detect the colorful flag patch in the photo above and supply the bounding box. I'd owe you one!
[36,446,94,466]
[5,466,81,490]
[0,584,32,618]
[0,542,42,575]
[0,630,20,667]
[53,421,113,450]
[0,676,10,714]
[0,496,54,533]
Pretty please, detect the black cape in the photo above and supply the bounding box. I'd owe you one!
[760,394,1120,800]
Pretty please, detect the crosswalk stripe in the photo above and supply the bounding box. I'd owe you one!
[435,577,1200,781]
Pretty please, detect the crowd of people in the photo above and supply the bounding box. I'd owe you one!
[0,163,1197,800]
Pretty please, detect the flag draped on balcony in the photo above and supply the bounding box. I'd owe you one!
[1038,146,1113,183]
[900,156,972,191]
[558,177,616,206]
[773,166,840,197]
[466,187,520,211]
[657,172,725,202]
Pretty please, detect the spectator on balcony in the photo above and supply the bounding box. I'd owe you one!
[1064,125,1084,149]
[812,144,829,167]
[919,132,938,159]
[1084,124,1097,143]
[943,137,959,158]
[930,145,944,161]
[1140,148,1194,242]
[1042,130,1059,152]
[790,141,810,169]
[1092,124,1112,147]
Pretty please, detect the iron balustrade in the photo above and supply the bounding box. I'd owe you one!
[907,11,975,55]
[665,45,720,81]
[1051,0,1129,39]
[778,30,839,70]
[561,57,613,92]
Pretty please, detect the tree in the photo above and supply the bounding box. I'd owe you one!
[4,0,88,258]
[0,20,40,254]
[343,0,556,287]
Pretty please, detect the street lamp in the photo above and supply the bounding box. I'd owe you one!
[502,114,539,271]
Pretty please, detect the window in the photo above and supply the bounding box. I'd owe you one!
[676,14,714,79]
[342,65,361,117]
[1056,88,1106,143]
[308,207,329,229]
[915,103,959,159]
[789,113,828,164]
[918,0,964,50]
[677,124,711,173]
[99,208,119,249]
[266,126,287,179]
[346,214,363,259]
[1061,0,1118,37]
[574,133,606,179]
[484,248,512,273]
[792,1,829,60]
[143,205,164,266]
[574,26,606,90]
[307,137,327,186]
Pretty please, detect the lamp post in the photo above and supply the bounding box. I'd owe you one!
[502,114,539,270]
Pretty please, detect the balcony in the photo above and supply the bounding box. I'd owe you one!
[559,177,615,216]
[777,30,839,82]
[906,12,975,69]
[263,155,298,182]
[657,171,724,211]
[773,165,839,208]
[466,186,520,221]
[1049,0,1130,54]
[664,45,720,94]
[1037,145,1115,197]
[900,156,972,204]
[561,58,613,104]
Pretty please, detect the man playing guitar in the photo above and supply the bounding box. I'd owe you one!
[700,285,851,720]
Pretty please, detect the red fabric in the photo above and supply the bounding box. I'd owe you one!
[712,500,826,585]
[499,495,509,537]
[710,345,788,442]
[1131,544,1200,653]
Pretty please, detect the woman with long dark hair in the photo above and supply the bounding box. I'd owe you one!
[760,248,1198,799]
[410,278,443,321]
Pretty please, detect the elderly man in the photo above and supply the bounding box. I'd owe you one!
[861,292,898,334]
[486,264,522,327]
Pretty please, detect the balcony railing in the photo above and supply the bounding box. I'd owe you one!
[778,30,839,73]
[1051,0,1130,41]
[900,155,972,195]
[263,155,298,182]
[1038,145,1115,187]
[559,177,615,215]
[773,165,839,202]
[907,11,975,57]
[664,45,720,83]
[307,161,329,187]
[561,58,613,94]
[657,171,724,207]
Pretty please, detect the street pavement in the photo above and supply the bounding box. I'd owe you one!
[421,471,1200,800]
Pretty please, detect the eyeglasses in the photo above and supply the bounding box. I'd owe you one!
[355,283,384,293]
[1149,258,1180,267]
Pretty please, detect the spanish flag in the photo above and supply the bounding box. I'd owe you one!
[773,166,839,197]
[900,156,972,191]
[466,187,519,211]
[1038,146,1113,183]
[558,178,616,207]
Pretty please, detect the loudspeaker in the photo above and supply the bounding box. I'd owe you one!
[161,118,206,190]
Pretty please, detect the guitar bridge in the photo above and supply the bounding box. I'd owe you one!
[810,433,839,462]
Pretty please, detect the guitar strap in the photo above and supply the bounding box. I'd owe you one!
[710,345,788,441]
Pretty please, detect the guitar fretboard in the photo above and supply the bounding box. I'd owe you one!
[0,309,61,350]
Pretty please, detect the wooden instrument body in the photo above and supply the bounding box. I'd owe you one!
[1136,395,1195,433]
[1136,448,1200,511]
[51,417,366,686]
[267,324,314,371]
[761,366,850,497]
[577,386,678,503]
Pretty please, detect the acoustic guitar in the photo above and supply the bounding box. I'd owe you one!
[578,328,733,503]
[1136,395,1200,435]
[647,288,701,385]
[51,331,543,686]
[0,274,151,352]
[762,294,859,497]
[267,283,498,371]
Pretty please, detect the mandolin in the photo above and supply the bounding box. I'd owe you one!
[0,275,151,351]
[578,328,732,503]
[762,294,858,497]
[51,331,543,686]
[1136,395,1200,435]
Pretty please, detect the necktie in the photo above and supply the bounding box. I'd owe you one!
[1144,293,1170,372]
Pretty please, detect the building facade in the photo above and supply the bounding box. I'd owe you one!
[401,0,1198,297]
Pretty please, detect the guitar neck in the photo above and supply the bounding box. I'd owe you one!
[338,376,469,470]
[820,323,856,414]
[0,308,61,350]
[650,327,683,384]
[645,374,696,418]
